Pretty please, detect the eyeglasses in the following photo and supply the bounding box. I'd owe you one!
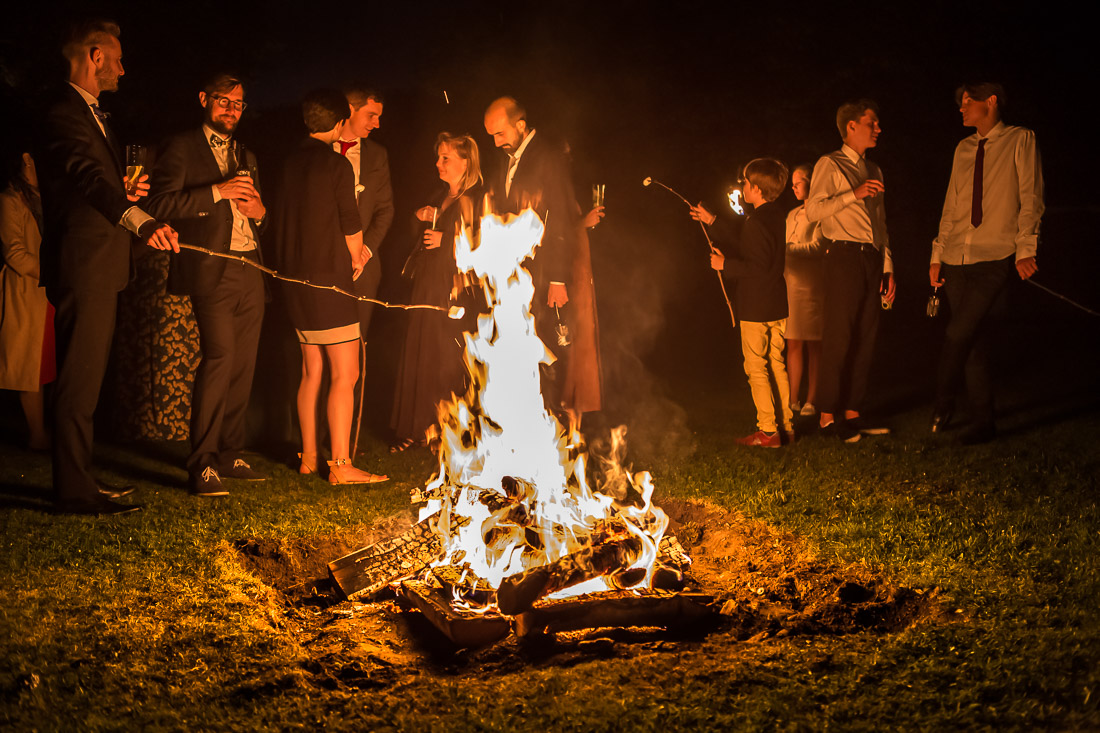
[210,95,247,112]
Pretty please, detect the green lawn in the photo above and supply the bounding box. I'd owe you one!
[2,359,1099,730]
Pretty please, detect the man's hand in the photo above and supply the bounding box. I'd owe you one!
[929,262,944,287]
[880,271,896,305]
[236,192,266,220]
[853,179,885,200]
[547,282,569,307]
[689,203,716,226]
[351,245,370,281]
[216,175,259,201]
[581,206,605,229]
[1016,256,1038,280]
[423,229,443,249]
[710,250,725,271]
[142,221,179,253]
[125,173,150,202]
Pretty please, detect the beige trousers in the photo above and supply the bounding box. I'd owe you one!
[740,319,794,433]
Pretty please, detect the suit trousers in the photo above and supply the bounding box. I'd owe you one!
[934,256,1014,427]
[187,254,265,475]
[740,319,793,433]
[818,241,883,416]
[50,287,118,504]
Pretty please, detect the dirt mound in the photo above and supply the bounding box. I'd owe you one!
[226,499,943,691]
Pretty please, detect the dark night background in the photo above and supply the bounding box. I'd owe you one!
[1,1,1094,445]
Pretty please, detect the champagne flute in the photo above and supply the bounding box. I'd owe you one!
[591,183,605,209]
[125,144,146,195]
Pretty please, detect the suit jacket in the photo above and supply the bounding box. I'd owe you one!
[489,132,578,287]
[37,84,134,295]
[353,138,393,302]
[711,200,788,323]
[146,128,263,297]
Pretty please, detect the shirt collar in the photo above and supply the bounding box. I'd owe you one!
[840,143,863,164]
[977,120,1007,141]
[203,124,231,147]
[510,128,536,162]
[69,81,99,106]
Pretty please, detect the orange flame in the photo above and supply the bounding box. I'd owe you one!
[419,210,672,611]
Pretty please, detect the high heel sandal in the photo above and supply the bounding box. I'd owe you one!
[327,458,389,485]
[298,452,318,475]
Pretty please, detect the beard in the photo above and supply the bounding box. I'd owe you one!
[206,112,239,137]
[95,67,120,93]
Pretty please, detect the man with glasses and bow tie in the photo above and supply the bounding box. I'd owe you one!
[928,83,1044,445]
[37,18,178,515]
[147,73,268,496]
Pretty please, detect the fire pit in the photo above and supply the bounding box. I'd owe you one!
[329,210,713,646]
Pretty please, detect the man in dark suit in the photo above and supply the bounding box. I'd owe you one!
[37,19,178,515]
[483,96,580,407]
[146,73,267,496]
[335,87,393,341]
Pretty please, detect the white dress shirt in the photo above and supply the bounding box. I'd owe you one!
[205,125,257,252]
[805,144,893,273]
[506,128,536,198]
[930,121,1044,265]
[69,82,152,235]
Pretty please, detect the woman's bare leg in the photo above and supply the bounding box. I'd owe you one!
[787,339,804,407]
[297,344,325,458]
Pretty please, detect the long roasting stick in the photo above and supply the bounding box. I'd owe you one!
[642,177,738,329]
[177,243,460,316]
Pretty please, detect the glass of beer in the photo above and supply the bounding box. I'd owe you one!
[591,183,605,209]
[125,145,146,195]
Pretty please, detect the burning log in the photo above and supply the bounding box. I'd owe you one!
[431,564,495,606]
[496,533,644,616]
[328,513,470,600]
[514,589,716,636]
[399,580,511,648]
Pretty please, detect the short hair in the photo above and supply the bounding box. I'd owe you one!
[955,82,1006,113]
[345,86,384,110]
[743,158,788,202]
[792,163,813,180]
[836,98,879,139]
[435,132,483,195]
[61,18,120,62]
[488,96,527,125]
[203,72,244,97]
[301,88,350,133]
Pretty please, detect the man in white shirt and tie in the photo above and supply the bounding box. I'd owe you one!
[805,99,895,443]
[929,82,1044,444]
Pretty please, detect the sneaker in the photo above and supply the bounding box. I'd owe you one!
[790,401,802,414]
[821,422,861,443]
[191,466,228,497]
[735,431,781,448]
[800,402,817,417]
[848,418,890,436]
[220,458,267,481]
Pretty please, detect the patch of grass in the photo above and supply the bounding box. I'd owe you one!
[2,386,1099,729]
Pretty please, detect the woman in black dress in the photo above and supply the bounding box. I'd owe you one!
[273,89,386,484]
[391,132,482,450]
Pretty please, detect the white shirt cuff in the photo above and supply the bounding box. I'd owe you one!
[120,206,154,236]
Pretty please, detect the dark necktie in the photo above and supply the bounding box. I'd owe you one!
[971,138,986,228]
[90,104,110,123]
[338,139,358,156]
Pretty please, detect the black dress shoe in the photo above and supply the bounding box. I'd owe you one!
[930,410,953,434]
[218,458,267,481]
[191,466,228,497]
[56,496,142,516]
[96,479,135,499]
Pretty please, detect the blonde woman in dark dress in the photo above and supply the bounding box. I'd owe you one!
[390,133,481,451]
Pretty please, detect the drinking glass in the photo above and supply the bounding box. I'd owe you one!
[125,145,147,195]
